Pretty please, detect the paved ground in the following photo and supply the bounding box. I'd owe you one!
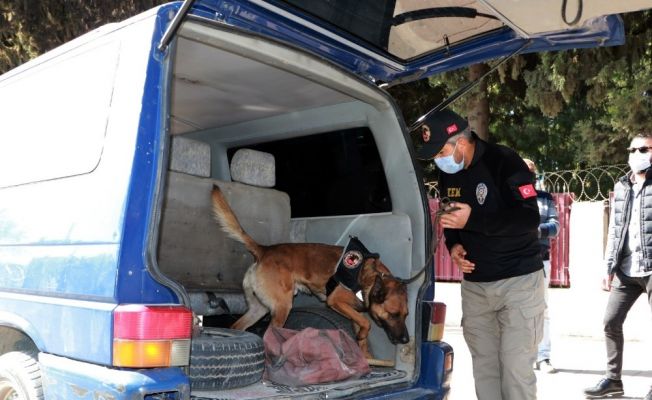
[436,282,652,400]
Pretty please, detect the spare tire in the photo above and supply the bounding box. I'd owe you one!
[189,327,264,390]
[284,306,356,340]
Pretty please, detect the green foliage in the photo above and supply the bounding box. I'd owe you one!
[518,11,652,166]
[0,0,167,74]
[386,79,447,128]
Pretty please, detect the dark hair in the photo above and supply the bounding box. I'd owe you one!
[632,132,652,140]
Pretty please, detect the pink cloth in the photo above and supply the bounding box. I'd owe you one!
[263,327,370,386]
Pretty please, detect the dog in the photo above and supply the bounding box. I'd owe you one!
[210,185,409,357]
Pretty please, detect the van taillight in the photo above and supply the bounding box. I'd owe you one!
[113,305,192,368]
[427,302,447,341]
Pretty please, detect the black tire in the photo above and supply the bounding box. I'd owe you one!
[0,351,43,400]
[284,306,356,339]
[189,327,265,390]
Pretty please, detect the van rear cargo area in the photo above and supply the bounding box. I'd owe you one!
[153,18,431,397]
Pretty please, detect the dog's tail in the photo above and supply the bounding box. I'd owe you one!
[211,185,264,260]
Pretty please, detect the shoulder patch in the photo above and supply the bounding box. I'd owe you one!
[518,184,537,199]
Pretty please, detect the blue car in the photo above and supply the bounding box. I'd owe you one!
[0,1,645,399]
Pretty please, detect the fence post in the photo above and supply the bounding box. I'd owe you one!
[550,193,573,288]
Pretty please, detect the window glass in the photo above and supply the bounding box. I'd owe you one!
[228,127,391,217]
[0,42,119,187]
[275,0,504,60]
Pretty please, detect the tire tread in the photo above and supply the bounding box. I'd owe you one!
[0,351,44,400]
[189,327,265,390]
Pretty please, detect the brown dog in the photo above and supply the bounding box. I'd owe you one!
[211,185,409,357]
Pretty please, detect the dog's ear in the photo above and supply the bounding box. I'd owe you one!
[369,275,386,304]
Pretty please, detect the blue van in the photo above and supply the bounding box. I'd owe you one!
[0,1,645,399]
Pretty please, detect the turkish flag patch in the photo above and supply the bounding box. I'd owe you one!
[518,184,536,199]
[446,124,458,135]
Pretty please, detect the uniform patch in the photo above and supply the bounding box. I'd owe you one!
[342,250,362,269]
[476,183,488,205]
[327,236,379,295]
[518,184,536,199]
[446,124,458,135]
[447,187,461,197]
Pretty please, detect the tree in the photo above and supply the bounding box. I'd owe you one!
[0,1,167,74]
[467,63,490,141]
[517,10,652,167]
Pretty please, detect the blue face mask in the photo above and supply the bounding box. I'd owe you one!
[434,141,465,174]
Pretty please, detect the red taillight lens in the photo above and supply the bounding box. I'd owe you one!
[427,302,447,341]
[113,305,192,367]
[114,305,192,339]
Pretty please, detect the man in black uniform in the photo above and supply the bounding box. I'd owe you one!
[417,109,545,400]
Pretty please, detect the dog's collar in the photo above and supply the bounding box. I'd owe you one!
[326,236,379,296]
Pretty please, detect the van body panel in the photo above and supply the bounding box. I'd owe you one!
[418,342,454,391]
[39,353,190,400]
[114,8,181,305]
[0,6,180,300]
[0,293,115,363]
[0,244,119,298]
[0,7,180,369]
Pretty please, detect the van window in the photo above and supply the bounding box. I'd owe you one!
[0,42,119,187]
[228,127,392,217]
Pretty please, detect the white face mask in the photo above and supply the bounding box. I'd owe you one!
[434,140,465,174]
[628,150,651,173]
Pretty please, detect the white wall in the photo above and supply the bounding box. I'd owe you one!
[553,201,651,341]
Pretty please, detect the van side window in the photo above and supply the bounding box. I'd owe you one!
[228,128,392,217]
[0,42,119,187]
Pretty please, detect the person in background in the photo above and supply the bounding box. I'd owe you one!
[417,109,544,400]
[523,158,560,374]
[583,133,652,400]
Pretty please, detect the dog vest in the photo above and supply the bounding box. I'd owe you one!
[326,236,379,296]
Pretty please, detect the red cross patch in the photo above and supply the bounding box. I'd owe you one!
[518,184,536,199]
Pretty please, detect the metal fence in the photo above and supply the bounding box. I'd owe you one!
[425,163,628,202]
[540,164,628,202]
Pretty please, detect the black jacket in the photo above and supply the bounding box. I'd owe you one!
[604,170,652,274]
[440,135,543,282]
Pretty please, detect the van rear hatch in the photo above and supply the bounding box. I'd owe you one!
[190,0,652,85]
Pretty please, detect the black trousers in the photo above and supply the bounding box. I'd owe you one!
[603,269,652,380]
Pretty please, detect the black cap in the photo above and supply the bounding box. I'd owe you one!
[416,109,469,160]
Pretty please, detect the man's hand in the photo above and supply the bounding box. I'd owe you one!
[601,274,614,292]
[439,202,471,229]
[450,244,475,274]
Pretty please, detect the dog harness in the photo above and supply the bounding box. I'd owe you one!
[326,236,379,296]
